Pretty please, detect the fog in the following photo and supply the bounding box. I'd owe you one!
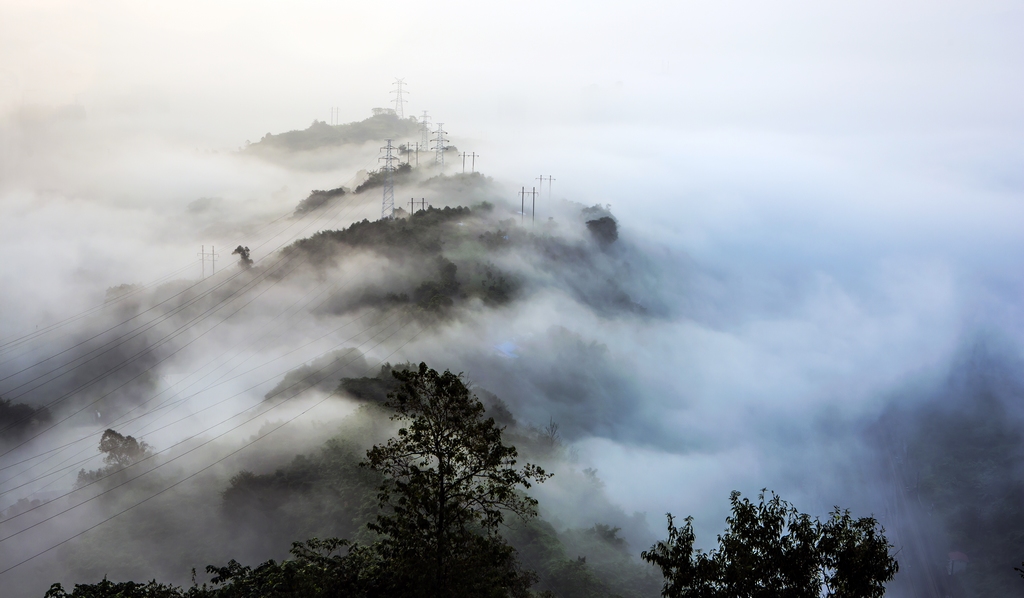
[2,1,1024,596]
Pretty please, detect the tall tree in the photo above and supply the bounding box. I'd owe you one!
[362,362,551,598]
[97,428,151,469]
[642,490,899,598]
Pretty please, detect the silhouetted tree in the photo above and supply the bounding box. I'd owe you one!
[642,490,898,598]
[77,429,153,487]
[363,362,551,598]
[231,246,253,269]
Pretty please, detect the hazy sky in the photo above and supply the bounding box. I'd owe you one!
[3,0,1024,545]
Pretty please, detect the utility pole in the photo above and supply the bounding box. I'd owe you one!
[419,111,431,151]
[519,187,526,224]
[432,123,448,167]
[413,141,420,167]
[469,152,479,173]
[409,198,428,215]
[460,152,467,173]
[390,78,407,119]
[531,187,538,225]
[379,139,398,219]
[197,246,220,279]
[541,175,556,198]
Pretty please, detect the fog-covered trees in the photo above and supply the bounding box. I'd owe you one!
[48,364,549,598]
[641,491,898,598]
[0,397,51,442]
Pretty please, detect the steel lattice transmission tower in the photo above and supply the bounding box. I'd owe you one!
[390,79,408,119]
[419,111,431,152]
[432,123,448,166]
[379,139,398,219]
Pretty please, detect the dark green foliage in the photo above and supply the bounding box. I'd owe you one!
[480,263,516,305]
[293,187,346,216]
[44,364,667,598]
[641,491,898,598]
[362,363,551,597]
[263,348,367,401]
[338,376,399,405]
[412,257,460,312]
[586,217,618,246]
[0,397,51,441]
[479,229,511,250]
[288,206,525,315]
[354,163,412,194]
[336,363,410,405]
[203,538,377,598]
[900,390,1024,595]
[44,578,193,598]
[42,540,374,598]
[221,439,379,547]
[504,519,657,598]
[291,206,470,259]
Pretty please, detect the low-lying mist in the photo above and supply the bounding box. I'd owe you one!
[2,85,1024,597]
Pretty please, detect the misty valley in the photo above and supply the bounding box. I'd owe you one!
[1,108,1022,598]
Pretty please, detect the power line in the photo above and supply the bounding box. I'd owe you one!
[0,299,379,494]
[0,165,365,369]
[0,312,419,549]
[0,174,370,442]
[0,152,391,488]
[0,261,197,358]
[0,318,425,578]
[0,154,379,389]
[0,161,368,358]
[0,160,403,487]
[0,253,377,491]
[0,182,384,488]
[0,227,405,486]
[0,309,407,516]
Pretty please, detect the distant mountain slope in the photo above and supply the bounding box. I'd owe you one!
[245,113,420,154]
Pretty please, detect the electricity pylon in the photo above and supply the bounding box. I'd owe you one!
[380,139,398,219]
[432,123,448,166]
[419,111,431,151]
[390,79,407,119]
